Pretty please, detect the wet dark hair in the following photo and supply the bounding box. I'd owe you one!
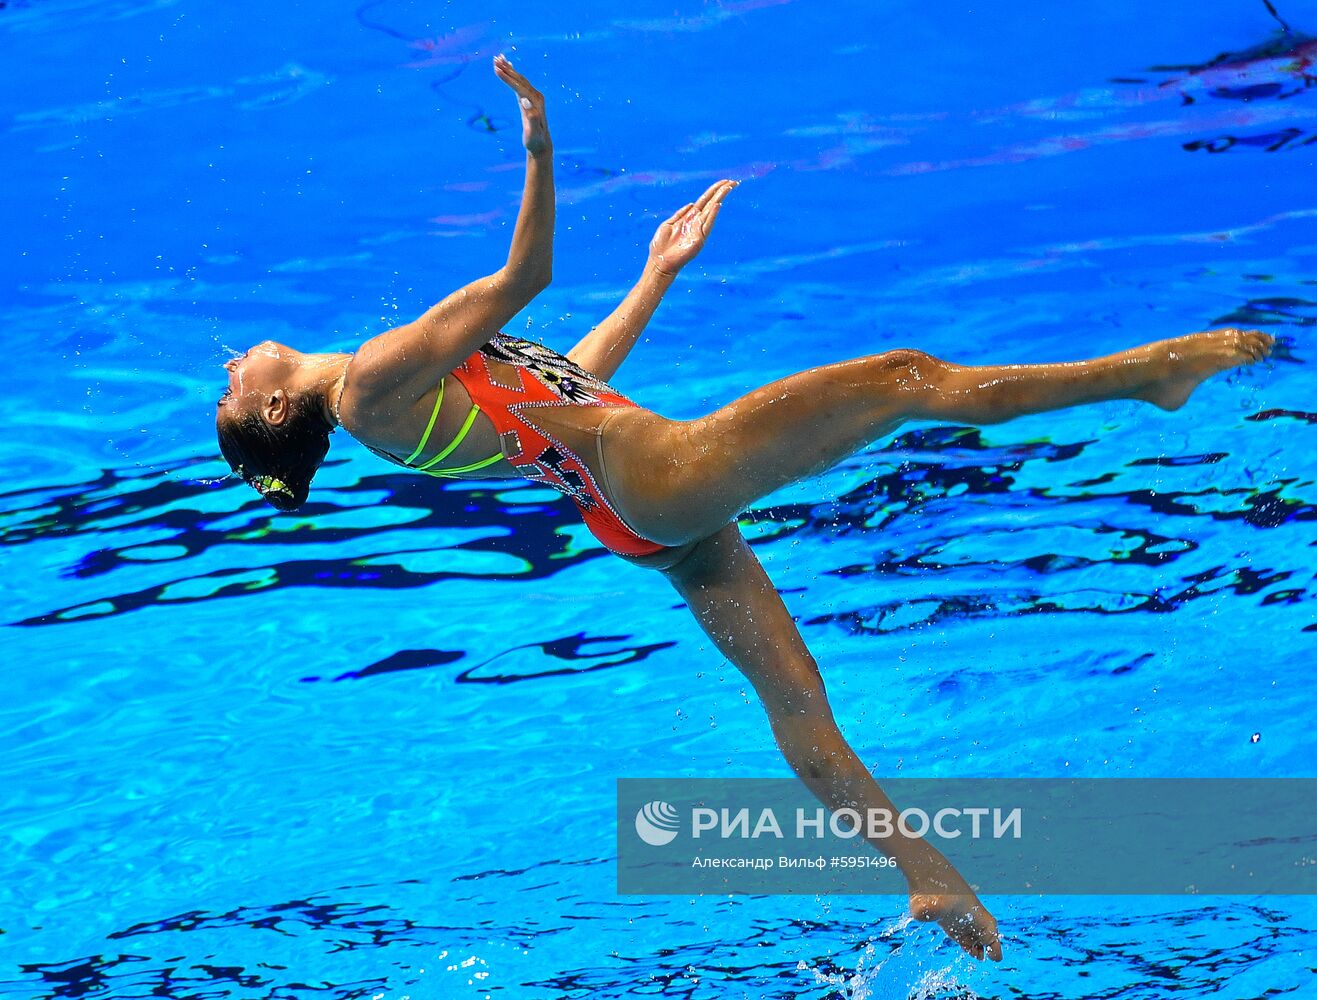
[216,392,332,512]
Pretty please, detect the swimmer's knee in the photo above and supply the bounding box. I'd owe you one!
[871,348,953,422]
[768,698,846,775]
[875,348,948,383]
[759,663,831,720]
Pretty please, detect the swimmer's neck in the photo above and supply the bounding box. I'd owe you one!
[287,351,353,430]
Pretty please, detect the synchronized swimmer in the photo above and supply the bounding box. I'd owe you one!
[215,56,1275,961]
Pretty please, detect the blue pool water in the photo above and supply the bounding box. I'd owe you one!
[3,0,1316,996]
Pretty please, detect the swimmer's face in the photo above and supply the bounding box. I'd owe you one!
[216,340,300,427]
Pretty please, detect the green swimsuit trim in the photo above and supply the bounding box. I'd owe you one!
[403,377,503,478]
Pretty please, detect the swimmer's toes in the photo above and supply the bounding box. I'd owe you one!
[1246,329,1275,362]
[1232,328,1274,363]
[910,892,1002,961]
[1142,328,1270,411]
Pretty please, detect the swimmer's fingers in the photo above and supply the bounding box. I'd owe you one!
[493,54,550,153]
[695,179,737,234]
[662,202,696,228]
[649,182,735,273]
[692,178,738,216]
[492,54,539,100]
[692,179,727,212]
[664,180,735,233]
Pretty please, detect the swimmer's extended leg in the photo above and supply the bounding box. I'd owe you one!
[661,523,1003,961]
[613,327,1273,544]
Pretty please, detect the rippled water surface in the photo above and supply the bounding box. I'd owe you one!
[3,0,1316,997]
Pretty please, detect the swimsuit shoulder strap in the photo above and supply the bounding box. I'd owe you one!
[403,378,446,465]
[402,375,502,475]
[415,403,480,471]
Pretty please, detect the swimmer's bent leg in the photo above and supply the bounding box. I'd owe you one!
[660,523,1002,961]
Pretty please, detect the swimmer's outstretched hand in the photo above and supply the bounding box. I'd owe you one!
[649,179,738,276]
[493,54,550,155]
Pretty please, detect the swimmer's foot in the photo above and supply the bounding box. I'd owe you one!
[908,863,1003,961]
[1133,327,1275,412]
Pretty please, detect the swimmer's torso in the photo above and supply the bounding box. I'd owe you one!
[350,335,629,478]
[346,334,671,557]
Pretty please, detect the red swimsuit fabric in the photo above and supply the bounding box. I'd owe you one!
[449,334,668,557]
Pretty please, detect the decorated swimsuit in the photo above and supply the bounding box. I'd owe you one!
[397,333,668,558]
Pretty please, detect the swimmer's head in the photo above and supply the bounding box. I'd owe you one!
[215,341,332,511]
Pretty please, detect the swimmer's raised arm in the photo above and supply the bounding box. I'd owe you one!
[569,180,735,381]
[347,55,554,410]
